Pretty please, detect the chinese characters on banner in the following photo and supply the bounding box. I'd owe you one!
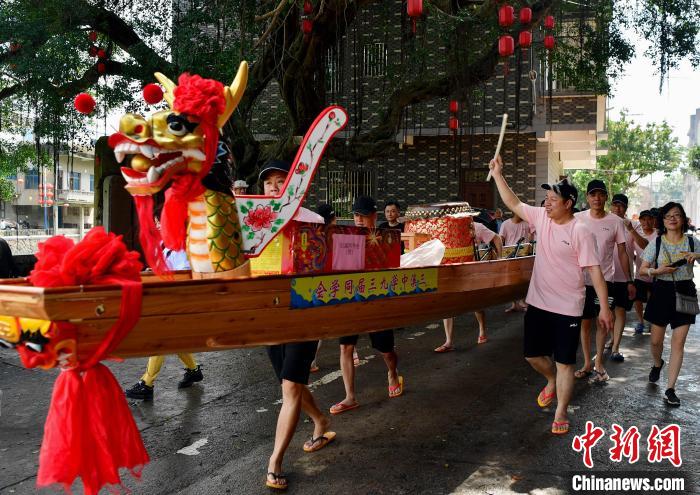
[572,421,682,468]
[290,268,438,309]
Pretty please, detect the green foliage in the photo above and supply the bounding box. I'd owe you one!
[0,177,15,201]
[570,113,682,203]
[688,145,700,178]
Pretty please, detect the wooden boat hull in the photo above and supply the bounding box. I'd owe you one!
[0,256,533,361]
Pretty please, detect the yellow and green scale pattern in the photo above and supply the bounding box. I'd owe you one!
[203,190,246,271]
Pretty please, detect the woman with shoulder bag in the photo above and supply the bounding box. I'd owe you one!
[638,202,700,407]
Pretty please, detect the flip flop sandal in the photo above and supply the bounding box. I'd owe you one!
[310,364,320,373]
[303,431,336,453]
[389,375,404,398]
[329,402,359,415]
[574,369,593,379]
[266,472,288,490]
[537,386,556,408]
[477,336,488,344]
[591,369,609,383]
[434,344,454,353]
[551,421,570,435]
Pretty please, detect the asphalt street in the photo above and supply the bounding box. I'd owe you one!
[1,302,698,494]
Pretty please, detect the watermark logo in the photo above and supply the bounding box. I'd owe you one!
[572,421,682,469]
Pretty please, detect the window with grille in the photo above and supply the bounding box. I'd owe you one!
[325,46,342,94]
[363,42,387,78]
[25,169,39,189]
[70,172,81,191]
[90,174,95,192]
[327,168,375,220]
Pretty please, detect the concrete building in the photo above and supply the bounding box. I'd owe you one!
[249,5,607,217]
[1,150,95,234]
[685,108,700,224]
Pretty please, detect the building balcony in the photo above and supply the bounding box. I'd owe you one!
[56,189,94,206]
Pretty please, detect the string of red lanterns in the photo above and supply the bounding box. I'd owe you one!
[544,14,555,51]
[407,0,423,35]
[448,100,459,135]
[301,1,313,37]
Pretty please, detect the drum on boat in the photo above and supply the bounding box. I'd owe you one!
[404,202,477,264]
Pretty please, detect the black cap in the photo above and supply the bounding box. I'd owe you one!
[317,203,336,224]
[258,160,291,182]
[639,209,653,218]
[541,178,578,206]
[611,193,628,207]
[352,195,377,215]
[586,179,607,195]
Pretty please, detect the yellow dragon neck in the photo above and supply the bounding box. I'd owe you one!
[187,190,247,277]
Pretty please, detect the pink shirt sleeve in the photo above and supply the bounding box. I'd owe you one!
[573,224,600,268]
[475,222,496,244]
[614,218,626,245]
[520,204,544,233]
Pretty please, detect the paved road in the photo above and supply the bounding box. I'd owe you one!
[1,303,698,494]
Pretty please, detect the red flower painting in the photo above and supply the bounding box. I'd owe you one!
[244,205,278,231]
[296,162,309,174]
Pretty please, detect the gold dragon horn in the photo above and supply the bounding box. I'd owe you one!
[217,61,249,129]
[154,72,177,108]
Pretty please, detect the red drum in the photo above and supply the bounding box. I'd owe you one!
[404,202,477,264]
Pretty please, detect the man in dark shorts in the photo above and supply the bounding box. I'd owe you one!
[489,155,613,435]
[632,210,657,334]
[609,194,649,361]
[261,160,335,490]
[330,195,403,415]
[574,181,634,382]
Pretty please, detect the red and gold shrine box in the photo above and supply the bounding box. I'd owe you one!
[404,202,476,264]
[323,226,401,272]
[250,221,328,275]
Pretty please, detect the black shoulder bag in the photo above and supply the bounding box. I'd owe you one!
[656,236,700,315]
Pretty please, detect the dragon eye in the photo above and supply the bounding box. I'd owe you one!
[168,121,187,136]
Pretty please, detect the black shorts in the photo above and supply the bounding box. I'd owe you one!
[612,281,634,311]
[267,340,318,385]
[523,305,582,365]
[634,279,652,303]
[643,280,697,329]
[582,282,616,319]
[339,330,395,353]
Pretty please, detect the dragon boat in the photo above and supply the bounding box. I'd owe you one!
[0,60,533,495]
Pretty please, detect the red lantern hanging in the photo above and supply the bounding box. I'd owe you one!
[407,0,423,34]
[88,31,98,42]
[38,198,45,206]
[88,46,98,57]
[519,7,532,25]
[97,62,106,74]
[544,15,555,30]
[303,1,313,15]
[498,35,515,57]
[302,18,313,35]
[498,5,514,28]
[519,31,532,48]
[544,34,555,50]
[97,48,106,59]
[449,117,459,131]
[449,100,459,114]
[143,83,164,104]
[74,93,96,114]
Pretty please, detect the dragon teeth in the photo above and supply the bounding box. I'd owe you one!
[140,144,156,159]
[147,167,160,184]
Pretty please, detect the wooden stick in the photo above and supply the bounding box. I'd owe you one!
[486,113,508,182]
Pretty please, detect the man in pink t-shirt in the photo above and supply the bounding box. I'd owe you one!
[489,155,612,436]
[574,181,635,383]
[609,194,650,361]
[632,210,657,334]
[436,222,503,352]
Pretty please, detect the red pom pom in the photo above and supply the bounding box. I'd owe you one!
[74,93,96,114]
[88,31,98,42]
[143,83,164,104]
[97,62,106,74]
[88,45,98,57]
[97,48,106,59]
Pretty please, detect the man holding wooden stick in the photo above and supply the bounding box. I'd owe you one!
[488,155,613,435]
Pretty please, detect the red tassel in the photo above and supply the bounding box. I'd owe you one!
[28,231,149,495]
[134,195,168,274]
